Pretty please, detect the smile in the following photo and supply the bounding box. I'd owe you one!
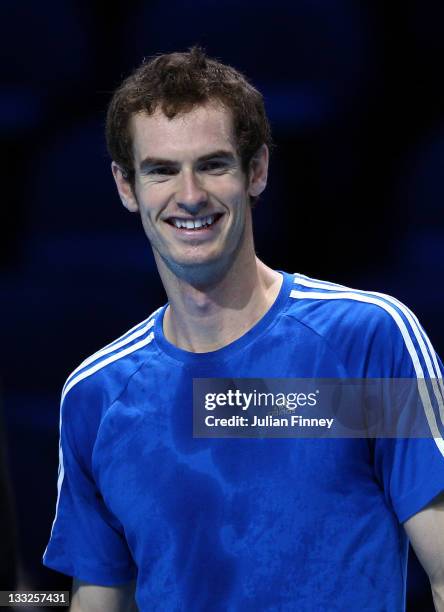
[166,213,223,231]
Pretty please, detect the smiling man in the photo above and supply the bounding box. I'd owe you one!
[113,102,280,353]
[43,48,444,611]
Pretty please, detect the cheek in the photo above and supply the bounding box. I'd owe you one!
[217,185,249,217]
[137,203,161,237]
[137,196,161,224]
[205,173,245,196]
[135,181,169,211]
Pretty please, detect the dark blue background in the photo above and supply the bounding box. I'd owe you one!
[1,1,443,609]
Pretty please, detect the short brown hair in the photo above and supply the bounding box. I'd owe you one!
[106,47,272,184]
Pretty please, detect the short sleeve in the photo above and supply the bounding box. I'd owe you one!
[43,380,137,585]
[372,304,444,523]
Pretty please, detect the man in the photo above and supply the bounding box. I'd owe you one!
[43,48,444,611]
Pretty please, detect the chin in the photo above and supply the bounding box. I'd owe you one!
[163,252,234,287]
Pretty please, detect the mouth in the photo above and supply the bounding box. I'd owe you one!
[165,213,224,232]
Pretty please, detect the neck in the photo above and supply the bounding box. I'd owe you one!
[157,246,282,353]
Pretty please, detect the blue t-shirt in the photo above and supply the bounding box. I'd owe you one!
[43,271,444,611]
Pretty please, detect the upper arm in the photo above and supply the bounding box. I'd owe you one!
[403,491,444,586]
[70,579,137,612]
[43,380,136,585]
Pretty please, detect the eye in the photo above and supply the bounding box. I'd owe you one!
[148,166,177,176]
[199,160,228,173]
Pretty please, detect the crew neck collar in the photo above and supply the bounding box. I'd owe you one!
[154,271,293,364]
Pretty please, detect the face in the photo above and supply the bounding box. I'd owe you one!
[112,103,268,285]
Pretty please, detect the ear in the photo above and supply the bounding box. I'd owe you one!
[248,144,269,198]
[111,162,139,213]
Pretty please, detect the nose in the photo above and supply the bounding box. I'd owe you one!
[176,169,207,215]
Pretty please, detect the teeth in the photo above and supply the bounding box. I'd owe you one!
[171,214,217,229]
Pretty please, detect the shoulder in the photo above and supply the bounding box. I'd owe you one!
[61,306,163,419]
[284,272,441,378]
[288,272,405,329]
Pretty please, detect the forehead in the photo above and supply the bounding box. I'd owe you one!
[130,103,237,163]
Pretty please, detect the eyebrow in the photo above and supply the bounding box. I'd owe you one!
[139,150,236,173]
